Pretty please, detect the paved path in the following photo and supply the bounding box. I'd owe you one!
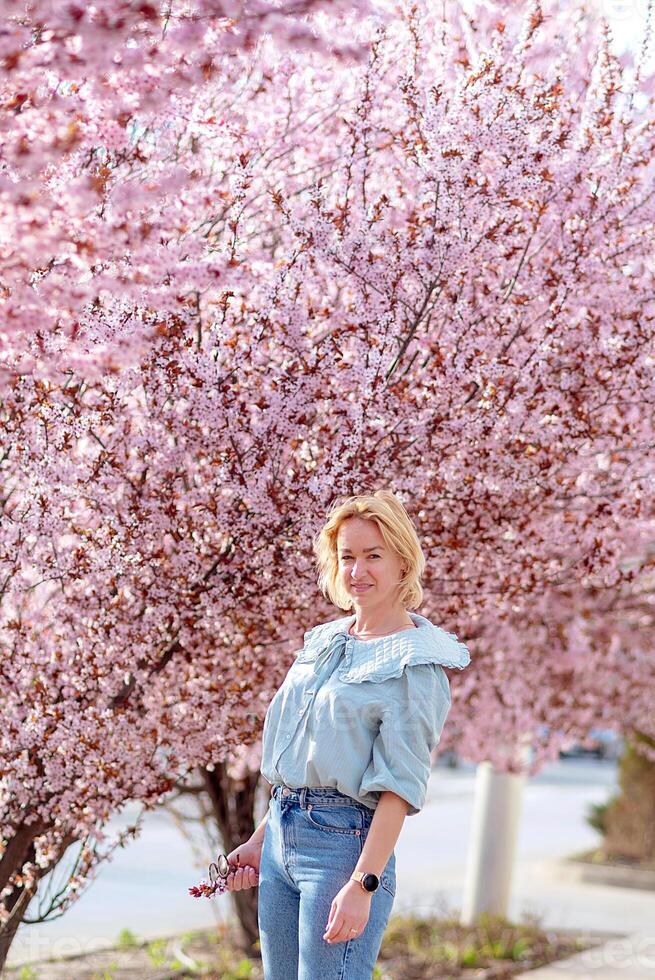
[516,931,655,978]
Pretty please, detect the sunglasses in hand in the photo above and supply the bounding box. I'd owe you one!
[188,852,258,899]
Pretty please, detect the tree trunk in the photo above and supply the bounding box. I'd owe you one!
[201,762,262,953]
[0,817,50,972]
[0,818,82,972]
[0,878,38,972]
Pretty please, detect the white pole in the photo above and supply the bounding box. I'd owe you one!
[460,760,526,925]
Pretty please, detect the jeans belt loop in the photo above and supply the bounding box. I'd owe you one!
[299,786,307,809]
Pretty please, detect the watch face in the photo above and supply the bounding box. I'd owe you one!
[362,873,380,892]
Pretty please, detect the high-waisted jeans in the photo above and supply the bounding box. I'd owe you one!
[257,785,396,980]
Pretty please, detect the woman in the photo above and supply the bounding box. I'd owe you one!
[224,489,470,979]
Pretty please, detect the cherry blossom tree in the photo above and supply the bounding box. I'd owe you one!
[2,0,655,965]
[0,0,370,362]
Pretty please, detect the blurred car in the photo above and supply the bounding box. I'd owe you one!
[558,728,624,760]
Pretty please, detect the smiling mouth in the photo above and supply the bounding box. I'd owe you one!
[352,585,372,591]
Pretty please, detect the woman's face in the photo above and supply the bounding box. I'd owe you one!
[336,517,407,612]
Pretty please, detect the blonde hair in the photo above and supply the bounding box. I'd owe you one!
[312,489,425,611]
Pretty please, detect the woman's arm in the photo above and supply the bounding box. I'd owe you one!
[248,779,275,844]
[351,789,409,879]
[323,790,408,943]
[250,809,269,844]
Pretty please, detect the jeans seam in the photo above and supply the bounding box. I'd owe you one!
[305,817,362,835]
[380,877,395,898]
[305,804,368,835]
[278,799,300,888]
[338,939,353,980]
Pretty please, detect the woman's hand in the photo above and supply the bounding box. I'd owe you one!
[224,837,263,891]
[323,880,372,944]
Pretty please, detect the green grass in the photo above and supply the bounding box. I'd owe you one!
[116,927,139,948]
[90,963,120,980]
[145,938,169,967]
[375,909,594,977]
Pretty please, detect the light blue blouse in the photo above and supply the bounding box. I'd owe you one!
[260,612,471,816]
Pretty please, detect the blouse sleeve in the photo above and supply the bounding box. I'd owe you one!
[358,663,452,816]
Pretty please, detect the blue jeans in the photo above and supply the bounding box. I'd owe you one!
[258,785,396,979]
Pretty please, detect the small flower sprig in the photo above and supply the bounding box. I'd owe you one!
[189,853,234,899]
[188,876,229,899]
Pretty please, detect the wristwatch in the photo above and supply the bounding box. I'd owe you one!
[350,871,380,893]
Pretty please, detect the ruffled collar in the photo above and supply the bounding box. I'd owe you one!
[298,612,471,683]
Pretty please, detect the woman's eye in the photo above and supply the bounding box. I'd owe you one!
[341,555,379,560]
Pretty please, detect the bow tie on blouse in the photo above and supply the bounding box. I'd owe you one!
[312,631,349,674]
